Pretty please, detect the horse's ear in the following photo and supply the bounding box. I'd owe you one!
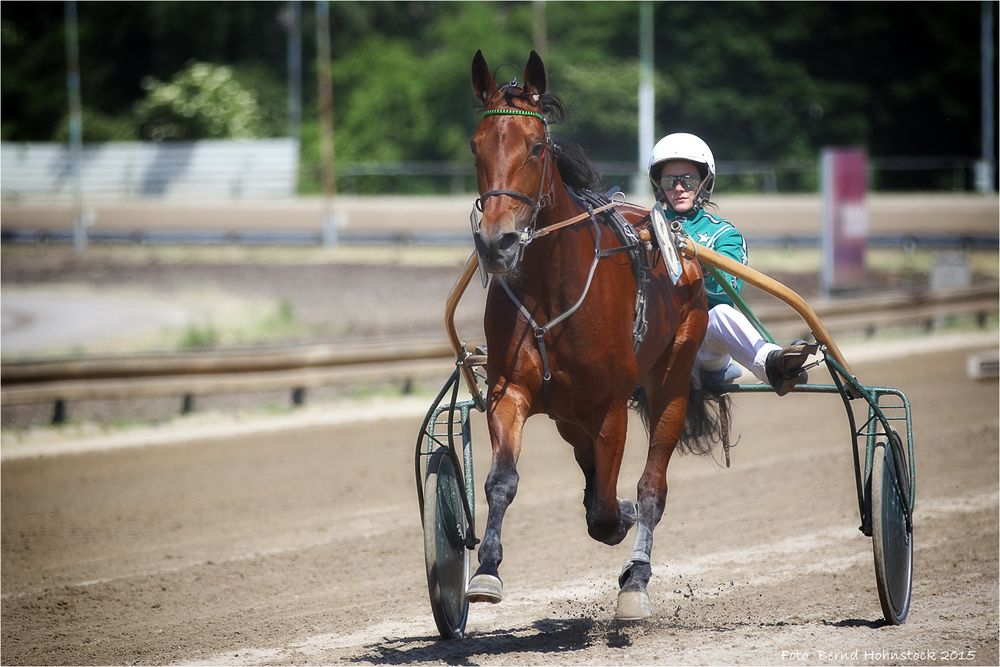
[472,50,496,106]
[523,50,547,96]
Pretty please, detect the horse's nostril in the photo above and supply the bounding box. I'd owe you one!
[473,232,489,254]
[498,232,520,252]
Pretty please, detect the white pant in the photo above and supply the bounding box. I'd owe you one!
[697,304,781,384]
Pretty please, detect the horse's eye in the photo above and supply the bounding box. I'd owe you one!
[470,141,478,156]
[530,142,544,157]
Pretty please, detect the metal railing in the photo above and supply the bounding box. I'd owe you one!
[327,156,985,195]
[2,287,995,423]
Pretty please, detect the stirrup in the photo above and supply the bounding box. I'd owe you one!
[766,340,818,396]
[783,341,818,372]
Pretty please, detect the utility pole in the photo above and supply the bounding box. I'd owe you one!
[282,0,302,143]
[976,0,996,192]
[636,1,654,198]
[65,0,86,252]
[315,0,339,244]
[532,1,548,60]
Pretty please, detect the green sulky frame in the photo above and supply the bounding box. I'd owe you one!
[414,230,919,636]
[701,259,916,533]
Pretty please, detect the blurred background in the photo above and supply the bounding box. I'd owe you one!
[1,0,997,429]
[2,0,998,193]
[2,7,997,665]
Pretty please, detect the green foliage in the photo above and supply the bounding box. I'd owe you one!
[176,299,301,350]
[329,38,432,162]
[134,62,264,140]
[228,64,288,138]
[328,4,533,163]
[553,59,676,161]
[0,1,994,191]
[55,107,136,142]
[297,118,322,194]
[179,321,220,349]
[1,6,70,141]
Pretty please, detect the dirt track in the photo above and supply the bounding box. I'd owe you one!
[2,341,997,665]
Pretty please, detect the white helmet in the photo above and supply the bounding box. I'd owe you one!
[647,132,716,208]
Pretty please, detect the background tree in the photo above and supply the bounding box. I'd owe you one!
[134,62,265,141]
[1,1,995,192]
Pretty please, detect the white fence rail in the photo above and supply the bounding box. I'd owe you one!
[1,139,298,201]
[2,139,985,202]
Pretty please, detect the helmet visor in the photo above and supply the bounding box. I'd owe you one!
[659,173,702,192]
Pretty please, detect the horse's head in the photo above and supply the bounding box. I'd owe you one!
[470,50,554,277]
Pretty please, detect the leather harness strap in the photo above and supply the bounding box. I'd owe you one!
[499,188,650,412]
[530,199,623,239]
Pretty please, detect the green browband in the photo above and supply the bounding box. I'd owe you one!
[482,109,545,121]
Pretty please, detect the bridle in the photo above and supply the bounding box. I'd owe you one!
[470,107,554,286]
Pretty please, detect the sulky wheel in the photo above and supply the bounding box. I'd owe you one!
[870,431,913,624]
[422,448,470,639]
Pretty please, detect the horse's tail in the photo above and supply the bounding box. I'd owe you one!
[629,379,732,457]
[680,378,732,456]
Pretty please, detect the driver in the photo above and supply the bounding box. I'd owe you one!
[648,132,811,395]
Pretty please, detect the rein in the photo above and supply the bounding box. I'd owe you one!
[532,195,625,239]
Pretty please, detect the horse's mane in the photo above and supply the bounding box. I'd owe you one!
[480,87,602,191]
[552,137,602,191]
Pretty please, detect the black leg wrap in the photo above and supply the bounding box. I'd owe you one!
[618,560,652,592]
[619,498,638,529]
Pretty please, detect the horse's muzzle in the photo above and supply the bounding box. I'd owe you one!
[473,229,522,274]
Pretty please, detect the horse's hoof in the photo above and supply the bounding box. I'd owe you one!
[618,498,638,530]
[466,574,503,603]
[616,589,652,620]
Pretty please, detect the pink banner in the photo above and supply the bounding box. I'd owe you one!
[821,148,869,295]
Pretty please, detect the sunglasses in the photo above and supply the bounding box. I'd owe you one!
[659,173,701,192]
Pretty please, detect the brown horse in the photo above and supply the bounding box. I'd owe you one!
[467,50,726,620]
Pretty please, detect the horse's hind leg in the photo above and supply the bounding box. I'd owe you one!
[616,405,680,620]
[466,386,530,604]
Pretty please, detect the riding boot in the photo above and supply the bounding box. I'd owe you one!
[765,340,817,396]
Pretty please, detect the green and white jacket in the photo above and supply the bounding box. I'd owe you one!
[664,206,748,308]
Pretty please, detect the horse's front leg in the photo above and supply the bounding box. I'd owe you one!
[556,415,637,547]
[466,383,530,604]
[618,346,698,620]
[583,400,636,545]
